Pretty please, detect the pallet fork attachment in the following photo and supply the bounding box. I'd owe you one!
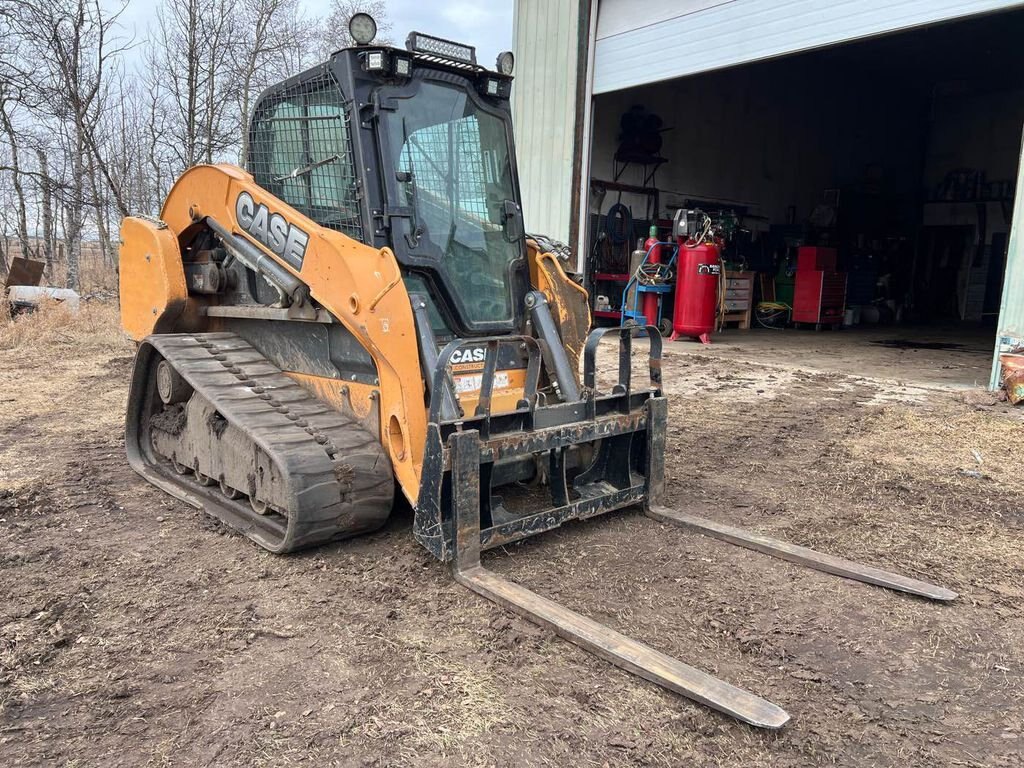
[448,429,792,730]
[425,321,956,728]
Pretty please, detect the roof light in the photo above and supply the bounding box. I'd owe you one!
[496,51,514,75]
[349,13,377,45]
[393,56,412,77]
[477,76,510,100]
[406,31,477,65]
[365,50,386,71]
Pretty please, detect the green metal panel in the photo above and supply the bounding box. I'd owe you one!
[990,126,1024,389]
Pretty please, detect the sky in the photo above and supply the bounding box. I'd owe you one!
[111,0,514,72]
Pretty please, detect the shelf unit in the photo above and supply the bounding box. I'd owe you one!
[721,271,755,330]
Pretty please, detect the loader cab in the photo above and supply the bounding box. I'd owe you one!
[247,21,527,340]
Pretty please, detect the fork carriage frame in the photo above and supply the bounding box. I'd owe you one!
[413,324,667,562]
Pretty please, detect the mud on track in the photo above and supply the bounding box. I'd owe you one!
[2,308,1023,767]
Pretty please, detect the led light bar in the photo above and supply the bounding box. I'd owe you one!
[405,31,477,65]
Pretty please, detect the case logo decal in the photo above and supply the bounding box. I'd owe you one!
[236,191,309,270]
[449,347,487,365]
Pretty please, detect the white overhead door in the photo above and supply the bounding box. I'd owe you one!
[594,0,1024,94]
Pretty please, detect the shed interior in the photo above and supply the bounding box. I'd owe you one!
[585,10,1023,387]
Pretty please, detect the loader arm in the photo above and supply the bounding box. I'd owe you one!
[123,163,429,501]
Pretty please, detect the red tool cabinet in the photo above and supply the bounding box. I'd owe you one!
[796,246,837,272]
[793,247,846,328]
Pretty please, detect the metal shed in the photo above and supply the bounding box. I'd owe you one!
[513,0,1024,388]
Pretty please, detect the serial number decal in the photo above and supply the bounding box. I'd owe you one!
[235,191,309,270]
[454,372,510,394]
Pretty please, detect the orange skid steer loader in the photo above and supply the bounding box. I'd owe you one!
[119,18,956,729]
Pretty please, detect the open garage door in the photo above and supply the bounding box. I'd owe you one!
[593,0,1024,95]
[582,9,1024,391]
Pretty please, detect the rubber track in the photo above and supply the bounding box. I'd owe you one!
[126,332,393,552]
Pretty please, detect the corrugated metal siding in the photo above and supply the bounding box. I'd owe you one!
[990,134,1024,389]
[512,0,582,243]
[594,0,1024,94]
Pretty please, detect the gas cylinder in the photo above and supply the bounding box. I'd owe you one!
[670,240,720,344]
[642,225,661,327]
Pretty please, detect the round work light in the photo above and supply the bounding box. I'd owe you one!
[349,13,377,45]
[496,51,515,75]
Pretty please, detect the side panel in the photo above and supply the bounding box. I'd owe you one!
[157,164,427,503]
[119,217,191,340]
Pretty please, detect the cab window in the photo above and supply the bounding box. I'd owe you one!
[249,74,363,241]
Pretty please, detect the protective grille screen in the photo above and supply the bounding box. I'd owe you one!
[249,73,363,241]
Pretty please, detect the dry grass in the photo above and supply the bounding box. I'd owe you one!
[0,298,131,493]
[54,251,119,295]
[847,405,1024,493]
[0,297,127,354]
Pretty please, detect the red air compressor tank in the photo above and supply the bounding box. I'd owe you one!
[670,241,720,344]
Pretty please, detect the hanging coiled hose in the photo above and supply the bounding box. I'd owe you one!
[603,202,632,246]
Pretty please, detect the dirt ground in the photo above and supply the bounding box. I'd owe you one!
[2,303,1023,767]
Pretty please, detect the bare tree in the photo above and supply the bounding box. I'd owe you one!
[35,148,54,269]
[232,0,308,164]
[148,0,240,171]
[0,0,350,289]
[8,0,128,289]
[0,98,31,261]
[0,170,15,274]
[101,74,162,218]
[0,8,32,265]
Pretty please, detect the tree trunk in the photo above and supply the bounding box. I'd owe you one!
[36,149,55,271]
[65,135,86,292]
[239,70,253,166]
[87,153,113,264]
[186,0,199,167]
[0,107,32,262]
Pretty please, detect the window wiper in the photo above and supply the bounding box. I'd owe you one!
[443,219,458,257]
[273,154,340,182]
